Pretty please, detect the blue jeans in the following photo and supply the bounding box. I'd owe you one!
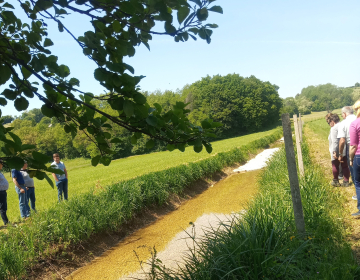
[347,144,355,184]
[353,155,360,211]
[26,187,36,212]
[15,185,30,218]
[56,178,68,202]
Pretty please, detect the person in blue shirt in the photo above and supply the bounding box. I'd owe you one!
[51,153,68,202]
[12,165,30,219]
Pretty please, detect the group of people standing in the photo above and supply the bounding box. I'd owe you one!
[327,103,360,216]
[0,153,68,225]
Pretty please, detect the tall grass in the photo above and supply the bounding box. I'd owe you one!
[146,138,359,279]
[0,129,282,279]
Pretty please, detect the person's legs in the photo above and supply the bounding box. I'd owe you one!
[341,156,350,182]
[56,181,64,202]
[0,191,9,225]
[62,179,68,200]
[16,186,29,218]
[27,188,36,212]
[332,159,340,179]
[347,145,355,183]
[352,155,360,215]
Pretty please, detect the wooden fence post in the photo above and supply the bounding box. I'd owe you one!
[282,113,306,236]
[293,114,305,177]
[299,113,303,143]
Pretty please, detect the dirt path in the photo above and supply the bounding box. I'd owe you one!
[67,169,261,280]
[305,125,360,262]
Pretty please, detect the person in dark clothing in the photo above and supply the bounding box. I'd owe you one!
[0,160,9,225]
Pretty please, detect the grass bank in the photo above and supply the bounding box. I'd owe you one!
[0,129,282,279]
[4,128,279,222]
[147,138,359,279]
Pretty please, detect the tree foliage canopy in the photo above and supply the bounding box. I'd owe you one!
[183,74,282,137]
[0,0,223,179]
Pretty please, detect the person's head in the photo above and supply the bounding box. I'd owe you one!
[354,100,360,118]
[341,106,354,119]
[327,113,340,127]
[53,153,60,163]
[22,160,28,170]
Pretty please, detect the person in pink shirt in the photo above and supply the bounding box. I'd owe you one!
[349,100,360,216]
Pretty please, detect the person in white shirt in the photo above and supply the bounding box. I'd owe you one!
[51,153,68,202]
[20,161,36,213]
[337,106,357,192]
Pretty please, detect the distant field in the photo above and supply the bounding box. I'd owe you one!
[3,128,279,222]
[300,108,341,123]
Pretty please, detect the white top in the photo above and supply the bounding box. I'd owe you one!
[0,173,9,191]
[20,170,34,187]
[329,122,346,160]
[51,161,66,180]
[337,114,357,144]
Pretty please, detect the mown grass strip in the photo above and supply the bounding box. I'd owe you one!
[146,137,360,279]
[0,129,282,279]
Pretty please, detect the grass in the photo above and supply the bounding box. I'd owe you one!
[145,137,359,279]
[3,128,278,222]
[0,128,282,279]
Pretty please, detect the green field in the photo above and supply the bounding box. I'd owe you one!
[3,128,278,222]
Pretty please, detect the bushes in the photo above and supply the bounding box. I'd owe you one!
[0,129,282,279]
[146,139,359,279]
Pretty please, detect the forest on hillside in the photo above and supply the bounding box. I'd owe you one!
[0,74,282,160]
[280,83,360,116]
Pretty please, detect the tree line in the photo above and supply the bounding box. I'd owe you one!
[280,83,360,116]
[0,74,283,160]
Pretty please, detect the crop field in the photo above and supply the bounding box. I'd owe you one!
[299,108,341,123]
[3,128,278,222]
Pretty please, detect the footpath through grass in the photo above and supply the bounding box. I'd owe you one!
[0,128,282,279]
[4,129,277,222]
[146,137,360,279]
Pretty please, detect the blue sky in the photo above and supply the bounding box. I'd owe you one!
[2,0,360,116]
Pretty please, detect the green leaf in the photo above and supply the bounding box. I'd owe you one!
[165,22,176,34]
[130,135,137,145]
[211,122,223,128]
[0,65,12,85]
[94,68,107,81]
[44,38,54,47]
[35,171,45,180]
[100,156,111,166]
[154,103,162,113]
[146,116,158,126]
[21,66,32,79]
[41,104,56,117]
[2,89,17,100]
[44,173,54,188]
[3,3,15,9]
[123,100,134,117]
[91,155,101,167]
[58,21,64,32]
[204,143,212,153]
[167,144,175,151]
[110,137,122,143]
[0,98,7,106]
[177,143,186,152]
[34,0,53,12]
[201,120,211,129]
[146,139,155,149]
[8,132,22,148]
[112,20,122,33]
[208,5,223,14]
[196,8,208,21]
[32,151,51,164]
[194,145,203,153]
[6,157,24,170]
[21,144,36,151]
[47,167,64,175]
[58,65,70,78]
[14,97,29,111]
[133,93,146,105]
[177,6,190,24]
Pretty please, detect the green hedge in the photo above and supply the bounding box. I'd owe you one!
[0,128,282,279]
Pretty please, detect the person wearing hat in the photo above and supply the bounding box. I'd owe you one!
[0,160,9,225]
[12,163,30,219]
[21,161,36,213]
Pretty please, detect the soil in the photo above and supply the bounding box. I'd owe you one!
[305,125,360,263]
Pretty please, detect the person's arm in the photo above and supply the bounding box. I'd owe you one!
[64,168,68,179]
[13,177,25,193]
[331,127,339,158]
[52,173,59,182]
[350,145,357,166]
[338,137,346,162]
